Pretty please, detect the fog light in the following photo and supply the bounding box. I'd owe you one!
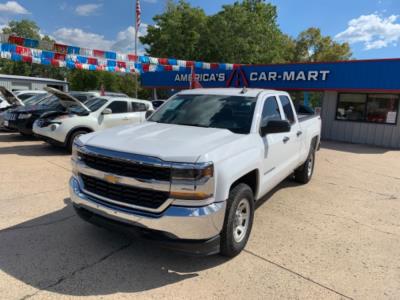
[50,124,58,131]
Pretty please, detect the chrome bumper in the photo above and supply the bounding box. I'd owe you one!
[69,177,226,240]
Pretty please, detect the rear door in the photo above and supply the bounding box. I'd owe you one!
[101,100,131,128]
[130,101,148,122]
[278,95,302,171]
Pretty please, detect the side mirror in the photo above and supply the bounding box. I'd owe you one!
[260,120,291,136]
[145,110,154,119]
[102,108,112,115]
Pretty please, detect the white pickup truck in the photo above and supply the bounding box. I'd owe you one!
[70,88,321,257]
[33,88,154,152]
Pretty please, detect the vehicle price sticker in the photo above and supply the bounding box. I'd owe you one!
[4,120,8,126]
[386,111,397,124]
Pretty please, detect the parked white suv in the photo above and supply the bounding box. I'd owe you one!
[70,88,321,256]
[33,88,154,152]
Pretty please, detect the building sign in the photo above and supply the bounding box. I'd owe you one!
[141,59,400,92]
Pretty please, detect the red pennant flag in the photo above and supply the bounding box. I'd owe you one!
[190,66,202,89]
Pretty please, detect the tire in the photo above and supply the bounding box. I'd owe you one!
[220,183,255,257]
[294,146,316,184]
[67,130,89,153]
[19,132,31,137]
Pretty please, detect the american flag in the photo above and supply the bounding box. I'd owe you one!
[136,0,141,32]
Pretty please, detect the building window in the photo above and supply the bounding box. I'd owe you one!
[336,93,399,125]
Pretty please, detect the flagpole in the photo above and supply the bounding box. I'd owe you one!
[134,0,139,99]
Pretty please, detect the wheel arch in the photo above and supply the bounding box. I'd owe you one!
[229,169,260,201]
[65,126,94,145]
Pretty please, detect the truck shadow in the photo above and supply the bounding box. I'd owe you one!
[0,143,69,157]
[0,199,227,296]
[256,178,298,209]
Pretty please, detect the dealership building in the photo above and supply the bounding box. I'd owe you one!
[142,58,400,149]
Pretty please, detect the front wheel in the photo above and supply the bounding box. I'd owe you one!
[67,130,89,153]
[220,183,254,257]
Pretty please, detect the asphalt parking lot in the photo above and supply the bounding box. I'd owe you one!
[0,132,399,300]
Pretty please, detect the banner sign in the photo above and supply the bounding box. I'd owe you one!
[141,59,400,92]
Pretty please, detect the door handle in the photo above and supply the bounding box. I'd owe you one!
[123,117,130,120]
[283,136,290,143]
[297,131,303,137]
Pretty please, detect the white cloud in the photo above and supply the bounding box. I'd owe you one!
[53,28,114,50]
[75,3,102,16]
[53,25,148,54]
[0,1,29,14]
[112,25,148,53]
[335,14,400,50]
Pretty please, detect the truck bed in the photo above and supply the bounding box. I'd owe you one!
[298,114,320,122]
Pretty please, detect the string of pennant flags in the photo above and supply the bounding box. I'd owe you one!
[0,34,238,75]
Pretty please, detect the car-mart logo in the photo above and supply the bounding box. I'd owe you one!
[227,67,331,87]
[248,70,331,82]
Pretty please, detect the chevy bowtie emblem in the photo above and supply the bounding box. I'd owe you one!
[104,174,119,184]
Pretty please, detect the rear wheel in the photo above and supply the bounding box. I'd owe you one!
[220,183,254,257]
[294,146,316,184]
[67,130,89,153]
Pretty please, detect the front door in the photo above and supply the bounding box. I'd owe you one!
[259,96,290,194]
[101,100,131,128]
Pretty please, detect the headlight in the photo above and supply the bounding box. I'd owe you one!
[71,139,84,176]
[170,162,214,201]
[71,138,84,161]
[19,113,32,119]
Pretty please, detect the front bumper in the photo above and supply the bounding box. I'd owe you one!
[69,177,226,241]
[33,122,67,144]
[5,118,34,134]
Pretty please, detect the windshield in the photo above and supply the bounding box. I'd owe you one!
[149,94,257,134]
[37,95,59,107]
[69,97,107,114]
[24,93,51,106]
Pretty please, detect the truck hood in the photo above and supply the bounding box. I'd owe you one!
[82,122,246,163]
[0,87,24,107]
[44,87,90,112]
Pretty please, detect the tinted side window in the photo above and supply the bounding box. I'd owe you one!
[107,101,128,114]
[74,95,89,102]
[261,96,281,126]
[280,96,295,124]
[18,94,35,100]
[132,102,147,112]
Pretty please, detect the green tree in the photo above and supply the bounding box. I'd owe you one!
[140,0,208,60]
[293,27,352,62]
[0,20,66,79]
[2,19,41,40]
[205,0,289,64]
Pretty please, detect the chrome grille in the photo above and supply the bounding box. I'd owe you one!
[81,174,169,209]
[80,152,171,181]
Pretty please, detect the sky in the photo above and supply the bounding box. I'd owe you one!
[0,0,400,60]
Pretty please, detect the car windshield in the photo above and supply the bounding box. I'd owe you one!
[24,93,51,106]
[149,94,257,134]
[38,95,59,107]
[69,97,107,114]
